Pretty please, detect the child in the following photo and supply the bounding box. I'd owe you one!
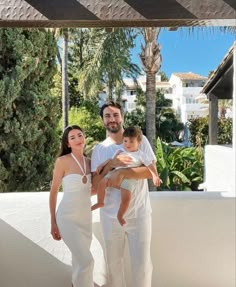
[91,126,161,225]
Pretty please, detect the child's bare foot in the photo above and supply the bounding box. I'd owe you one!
[91,202,104,211]
[117,213,126,226]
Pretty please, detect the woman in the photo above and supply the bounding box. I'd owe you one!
[49,125,94,287]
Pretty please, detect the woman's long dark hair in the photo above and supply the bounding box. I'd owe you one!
[59,125,84,157]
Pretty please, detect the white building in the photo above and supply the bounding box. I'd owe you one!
[122,75,173,112]
[98,74,172,113]
[99,72,209,122]
[121,78,139,112]
[169,72,209,123]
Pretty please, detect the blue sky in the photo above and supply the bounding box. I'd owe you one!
[131,28,235,79]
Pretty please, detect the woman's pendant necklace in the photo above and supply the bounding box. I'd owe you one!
[82,174,87,184]
[71,153,87,184]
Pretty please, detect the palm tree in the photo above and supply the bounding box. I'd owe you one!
[78,28,140,101]
[68,28,92,108]
[140,28,162,151]
[139,27,162,191]
[61,28,69,130]
[52,28,69,130]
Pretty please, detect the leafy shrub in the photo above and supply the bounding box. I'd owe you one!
[156,138,204,191]
[188,116,232,147]
[124,108,145,132]
[125,107,184,142]
[218,117,232,144]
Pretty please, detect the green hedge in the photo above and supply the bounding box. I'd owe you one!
[0,28,59,192]
[188,116,232,147]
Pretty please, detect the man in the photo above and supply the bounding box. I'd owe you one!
[91,101,161,287]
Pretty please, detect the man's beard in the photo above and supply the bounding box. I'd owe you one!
[105,122,122,133]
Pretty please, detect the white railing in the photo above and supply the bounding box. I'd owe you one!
[181,87,203,95]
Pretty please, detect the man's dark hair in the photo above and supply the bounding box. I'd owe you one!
[100,101,124,118]
[123,126,143,142]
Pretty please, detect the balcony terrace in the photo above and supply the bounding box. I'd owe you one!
[0,191,235,287]
[0,2,235,287]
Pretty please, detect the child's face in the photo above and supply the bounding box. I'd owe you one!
[123,136,140,152]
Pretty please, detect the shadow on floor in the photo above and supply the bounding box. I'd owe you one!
[0,219,106,287]
[0,219,107,287]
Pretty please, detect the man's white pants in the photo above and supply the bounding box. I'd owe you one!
[100,213,153,287]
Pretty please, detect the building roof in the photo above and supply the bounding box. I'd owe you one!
[156,81,170,86]
[123,78,138,90]
[173,72,208,80]
[201,41,235,99]
[123,76,171,91]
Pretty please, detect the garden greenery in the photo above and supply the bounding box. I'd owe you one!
[156,138,204,191]
[188,116,232,147]
[0,28,59,192]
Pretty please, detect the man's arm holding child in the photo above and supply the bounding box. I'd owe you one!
[91,151,133,189]
[106,166,152,189]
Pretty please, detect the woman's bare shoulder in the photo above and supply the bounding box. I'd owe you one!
[56,154,72,163]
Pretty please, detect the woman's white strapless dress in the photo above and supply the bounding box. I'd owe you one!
[56,174,94,287]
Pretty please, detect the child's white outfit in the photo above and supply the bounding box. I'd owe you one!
[106,148,153,192]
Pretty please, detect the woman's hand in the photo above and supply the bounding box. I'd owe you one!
[51,222,61,241]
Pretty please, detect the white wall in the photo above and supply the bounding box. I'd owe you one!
[149,192,235,287]
[204,145,235,193]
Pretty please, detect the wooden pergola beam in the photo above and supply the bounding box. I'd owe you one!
[0,0,236,28]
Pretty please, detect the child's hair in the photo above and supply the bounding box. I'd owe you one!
[123,126,143,142]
